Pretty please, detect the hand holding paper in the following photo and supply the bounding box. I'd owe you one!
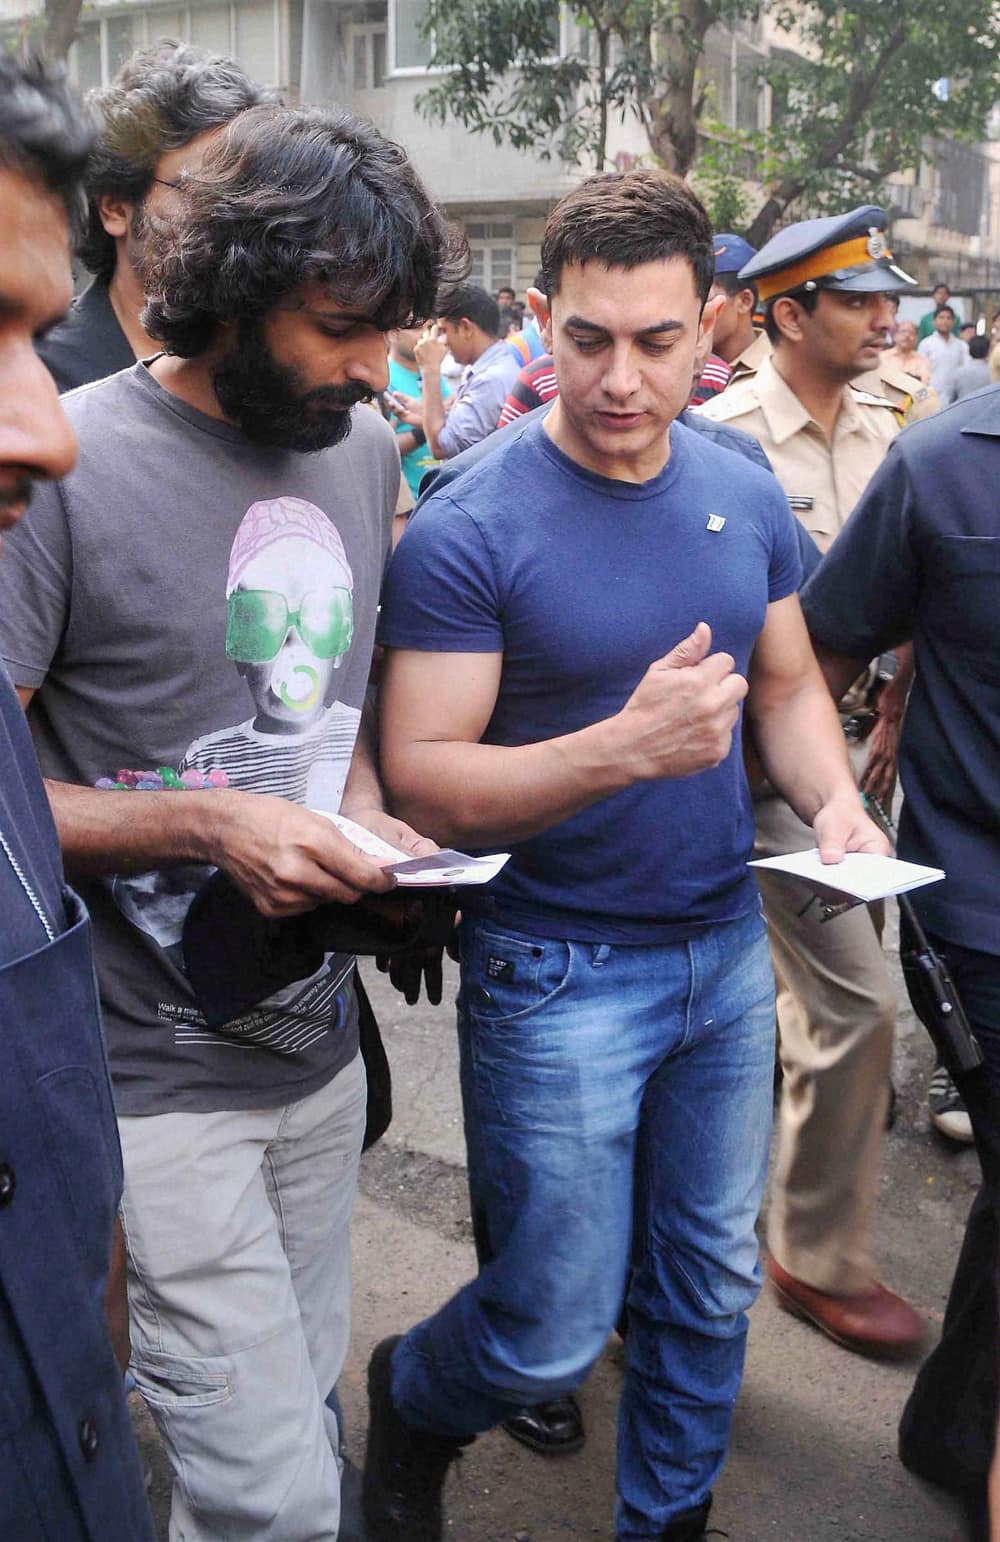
[812,792,891,864]
[749,849,944,903]
[315,811,510,888]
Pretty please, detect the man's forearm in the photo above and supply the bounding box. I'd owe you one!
[875,640,913,725]
[44,776,396,913]
[44,778,230,877]
[420,370,448,459]
[384,722,633,847]
[340,701,385,817]
[748,677,859,827]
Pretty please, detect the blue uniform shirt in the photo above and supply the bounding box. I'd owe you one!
[0,665,152,1539]
[802,386,1000,955]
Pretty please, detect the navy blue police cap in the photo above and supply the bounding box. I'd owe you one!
[713,234,758,276]
[738,206,916,302]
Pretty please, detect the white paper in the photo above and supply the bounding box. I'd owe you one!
[748,849,945,902]
[313,811,510,888]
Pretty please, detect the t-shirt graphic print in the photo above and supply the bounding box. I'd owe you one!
[0,364,398,1112]
[113,496,362,1050]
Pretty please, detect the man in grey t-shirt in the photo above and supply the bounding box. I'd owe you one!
[0,102,455,1541]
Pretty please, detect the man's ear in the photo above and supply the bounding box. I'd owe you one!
[694,293,725,369]
[736,287,756,316]
[526,285,550,327]
[97,193,132,240]
[770,295,807,344]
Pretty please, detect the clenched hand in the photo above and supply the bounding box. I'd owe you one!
[613,622,749,781]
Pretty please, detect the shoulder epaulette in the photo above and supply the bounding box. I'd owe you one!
[695,379,760,422]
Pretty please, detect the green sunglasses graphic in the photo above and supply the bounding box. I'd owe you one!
[226,587,354,664]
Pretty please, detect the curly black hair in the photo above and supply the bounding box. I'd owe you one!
[0,53,93,227]
[78,39,266,279]
[141,104,467,356]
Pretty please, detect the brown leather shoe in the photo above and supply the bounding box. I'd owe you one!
[767,1256,926,1359]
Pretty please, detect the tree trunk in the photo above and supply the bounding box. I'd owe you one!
[745,21,908,245]
[596,26,611,169]
[43,0,84,60]
[644,0,715,176]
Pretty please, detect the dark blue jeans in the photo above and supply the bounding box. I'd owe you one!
[391,907,775,1538]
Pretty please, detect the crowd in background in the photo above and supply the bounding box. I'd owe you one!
[1,36,999,1542]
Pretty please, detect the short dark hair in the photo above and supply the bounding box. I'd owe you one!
[932,281,950,295]
[541,169,714,303]
[764,285,820,345]
[713,269,759,308]
[935,303,956,319]
[0,53,93,226]
[78,39,267,280]
[142,104,466,356]
[437,282,500,337]
[969,333,989,359]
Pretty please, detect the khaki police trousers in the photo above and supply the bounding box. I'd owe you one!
[753,792,896,1295]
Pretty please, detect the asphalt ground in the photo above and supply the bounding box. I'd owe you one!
[134,910,983,1541]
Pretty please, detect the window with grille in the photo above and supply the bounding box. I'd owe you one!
[347,21,387,89]
[466,221,517,294]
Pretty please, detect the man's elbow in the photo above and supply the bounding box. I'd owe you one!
[382,756,454,845]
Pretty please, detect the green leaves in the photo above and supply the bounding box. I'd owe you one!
[413,0,1000,227]
[416,0,760,168]
[741,0,1000,239]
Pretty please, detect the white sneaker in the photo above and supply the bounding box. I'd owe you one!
[928,1064,975,1144]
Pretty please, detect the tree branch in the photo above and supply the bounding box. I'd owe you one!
[745,19,908,244]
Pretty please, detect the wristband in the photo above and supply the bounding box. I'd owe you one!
[410,427,426,447]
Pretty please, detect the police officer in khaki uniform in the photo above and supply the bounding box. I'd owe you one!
[698,206,927,1356]
[725,280,940,428]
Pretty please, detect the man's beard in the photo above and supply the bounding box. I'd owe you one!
[211,316,374,451]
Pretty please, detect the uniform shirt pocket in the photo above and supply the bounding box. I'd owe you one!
[931,535,1000,682]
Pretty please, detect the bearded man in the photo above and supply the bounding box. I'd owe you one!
[0,101,459,1541]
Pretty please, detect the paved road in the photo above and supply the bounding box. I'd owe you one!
[136,915,982,1541]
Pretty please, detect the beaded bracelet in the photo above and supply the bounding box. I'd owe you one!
[94,767,230,791]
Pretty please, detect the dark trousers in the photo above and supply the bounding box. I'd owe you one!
[898,928,1000,1518]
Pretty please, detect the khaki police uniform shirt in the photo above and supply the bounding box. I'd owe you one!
[728,330,939,426]
[694,353,899,553]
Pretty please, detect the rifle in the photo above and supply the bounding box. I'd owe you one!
[864,796,984,1079]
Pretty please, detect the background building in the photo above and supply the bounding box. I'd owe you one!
[3,0,999,313]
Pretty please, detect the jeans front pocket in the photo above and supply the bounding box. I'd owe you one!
[464,922,573,1026]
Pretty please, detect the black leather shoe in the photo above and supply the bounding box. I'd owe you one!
[338,1457,367,1542]
[660,1497,714,1539]
[502,1395,585,1455]
[362,1336,469,1542]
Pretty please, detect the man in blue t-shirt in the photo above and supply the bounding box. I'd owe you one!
[365,169,888,1542]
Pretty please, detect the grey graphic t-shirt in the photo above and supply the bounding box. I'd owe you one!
[0,363,398,1114]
